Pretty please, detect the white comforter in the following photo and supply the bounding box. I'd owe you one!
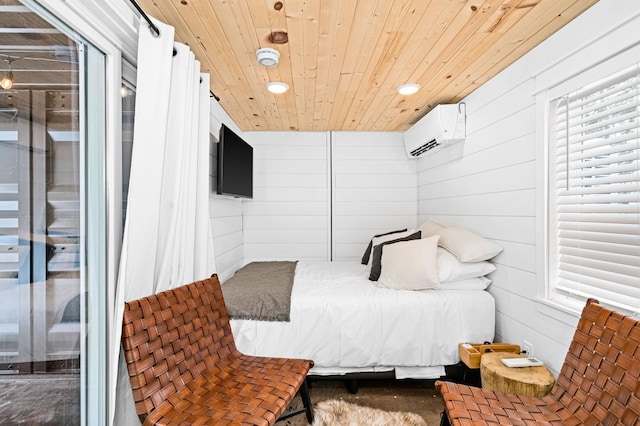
[230,261,495,378]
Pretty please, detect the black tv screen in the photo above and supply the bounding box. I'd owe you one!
[217,124,253,198]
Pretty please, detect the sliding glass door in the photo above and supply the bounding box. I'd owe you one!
[0,1,107,423]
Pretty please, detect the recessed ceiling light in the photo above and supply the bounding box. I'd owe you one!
[397,83,421,95]
[266,81,289,94]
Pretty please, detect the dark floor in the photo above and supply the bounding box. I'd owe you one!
[0,375,447,425]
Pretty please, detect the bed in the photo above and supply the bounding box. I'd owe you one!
[227,222,500,380]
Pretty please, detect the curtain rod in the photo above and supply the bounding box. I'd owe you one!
[128,0,221,102]
[128,0,160,37]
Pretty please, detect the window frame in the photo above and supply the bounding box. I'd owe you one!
[542,45,640,317]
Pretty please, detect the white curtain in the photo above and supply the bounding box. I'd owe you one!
[108,17,216,426]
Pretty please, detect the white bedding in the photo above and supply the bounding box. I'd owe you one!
[230,260,495,379]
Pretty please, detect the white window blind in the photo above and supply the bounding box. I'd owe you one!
[549,64,640,313]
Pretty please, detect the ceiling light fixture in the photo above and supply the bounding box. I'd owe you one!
[397,83,421,95]
[266,81,289,94]
[0,59,15,90]
[256,47,280,67]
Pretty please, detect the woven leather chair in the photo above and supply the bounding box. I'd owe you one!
[121,274,314,425]
[436,298,640,425]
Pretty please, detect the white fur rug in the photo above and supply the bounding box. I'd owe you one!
[311,399,427,426]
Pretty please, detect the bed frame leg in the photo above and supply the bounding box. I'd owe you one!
[346,378,359,394]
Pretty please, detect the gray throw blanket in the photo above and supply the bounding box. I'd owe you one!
[221,261,298,322]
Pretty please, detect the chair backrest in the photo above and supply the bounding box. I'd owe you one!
[550,298,640,425]
[121,275,237,421]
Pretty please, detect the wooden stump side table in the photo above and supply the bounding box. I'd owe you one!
[480,352,555,397]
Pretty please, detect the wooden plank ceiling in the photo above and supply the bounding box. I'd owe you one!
[141,0,599,132]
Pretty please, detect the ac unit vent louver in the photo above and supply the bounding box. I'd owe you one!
[404,103,466,158]
[409,139,440,157]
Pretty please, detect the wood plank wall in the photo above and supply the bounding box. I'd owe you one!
[417,0,639,374]
[237,131,416,263]
[417,77,550,362]
[243,132,330,262]
[209,195,243,283]
[332,132,417,260]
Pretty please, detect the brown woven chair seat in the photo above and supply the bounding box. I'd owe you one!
[436,381,570,425]
[437,298,640,426]
[122,275,314,426]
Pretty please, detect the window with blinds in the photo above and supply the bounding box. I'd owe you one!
[548,64,640,313]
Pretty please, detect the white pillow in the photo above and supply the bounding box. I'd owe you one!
[438,227,503,262]
[418,219,444,238]
[439,276,491,290]
[369,231,422,281]
[437,248,496,282]
[377,235,440,290]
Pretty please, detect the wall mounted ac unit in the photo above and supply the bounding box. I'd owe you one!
[403,103,466,158]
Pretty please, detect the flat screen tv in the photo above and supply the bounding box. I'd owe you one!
[217,124,253,198]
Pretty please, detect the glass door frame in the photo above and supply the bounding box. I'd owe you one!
[22,1,126,424]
